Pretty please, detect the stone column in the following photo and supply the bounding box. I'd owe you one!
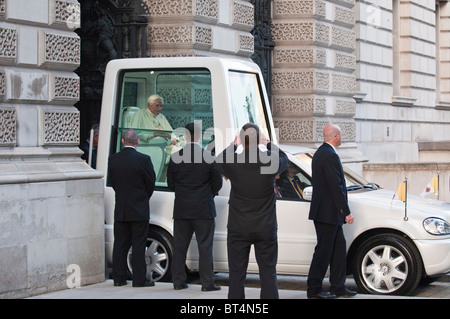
[144,0,255,58]
[271,0,362,162]
[0,0,104,298]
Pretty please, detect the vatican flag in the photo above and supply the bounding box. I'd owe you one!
[396,180,407,202]
[420,175,439,199]
[394,178,409,221]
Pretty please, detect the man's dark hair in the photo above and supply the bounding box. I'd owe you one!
[185,122,202,142]
[240,123,260,149]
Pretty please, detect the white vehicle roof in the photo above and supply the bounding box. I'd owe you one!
[279,144,315,155]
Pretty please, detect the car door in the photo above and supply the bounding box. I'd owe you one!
[274,162,317,275]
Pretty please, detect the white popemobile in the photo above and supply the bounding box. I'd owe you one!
[96,57,450,296]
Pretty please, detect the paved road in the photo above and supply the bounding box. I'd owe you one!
[28,272,449,300]
[190,272,450,298]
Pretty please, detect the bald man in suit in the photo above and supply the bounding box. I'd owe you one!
[108,129,156,287]
[307,124,357,299]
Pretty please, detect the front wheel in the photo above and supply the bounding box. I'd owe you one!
[128,227,174,282]
[352,233,423,296]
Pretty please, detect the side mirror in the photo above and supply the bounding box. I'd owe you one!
[303,186,313,201]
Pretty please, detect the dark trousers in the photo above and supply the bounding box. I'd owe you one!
[227,229,279,299]
[307,221,347,294]
[112,220,148,285]
[171,219,215,288]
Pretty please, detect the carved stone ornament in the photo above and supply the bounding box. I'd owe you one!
[0,26,17,65]
[39,30,80,70]
[0,107,16,145]
[39,108,80,145]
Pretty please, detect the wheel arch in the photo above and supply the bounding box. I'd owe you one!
[148,222,173,238]
[148,219,174,237]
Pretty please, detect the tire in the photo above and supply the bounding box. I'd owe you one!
[352,233,423,296]
[127,227,174,282]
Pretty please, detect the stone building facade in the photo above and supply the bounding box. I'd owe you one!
[145,0,255,58]
[270,0,358,162]
[2,0,450,297]
[0,0,104,298]
[143,0,450,202]
[355,0,450,200]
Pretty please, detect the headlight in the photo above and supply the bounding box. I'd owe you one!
[423,218,450,235]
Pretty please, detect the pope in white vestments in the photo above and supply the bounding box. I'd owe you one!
[130,94,184,171]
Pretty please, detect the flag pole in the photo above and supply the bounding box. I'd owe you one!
[403,177,408,221]
[437,172,440,200]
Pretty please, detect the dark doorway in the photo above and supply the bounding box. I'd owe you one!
[250,0,274,108]
[75,0,148,142]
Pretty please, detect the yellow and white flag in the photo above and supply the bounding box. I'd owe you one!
[396,180,407,202]
[420,175,439,199]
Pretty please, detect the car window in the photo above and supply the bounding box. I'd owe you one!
[275,163,312,201]
[228,70,271,141]
[294,151,377,191]
[111,68,214,188]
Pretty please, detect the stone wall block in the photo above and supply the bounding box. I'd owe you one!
[274,117,357,144]
[0,106,16,145]
[149,24,212,50]
[237,32,254,56]
[0,23,17,66]
[231,0,254,31]
[49,71,79,105]
[38,106,80,146]
[38,29,80,71]
[274,118,315,143]
[49,0,80,30]
[5,68,49,102]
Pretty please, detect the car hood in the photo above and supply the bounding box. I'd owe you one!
[349,188,450,219]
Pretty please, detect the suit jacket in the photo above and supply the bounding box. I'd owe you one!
[308,143,350,225]
[108,147,156,222]
[276,174,304,200]
[167,143,222,219]
[214,142,289,232]
[80,140,97,169]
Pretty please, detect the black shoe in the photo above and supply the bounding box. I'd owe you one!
[333,288,357,298]
[114,281,127,287]
[133,280,155,287]
[174,283,188,290]
[307,291,337,299]
[201,285,221,292]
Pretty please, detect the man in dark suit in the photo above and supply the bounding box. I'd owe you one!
[108,129,156,287]
[80,124,99,168]
[167,122,222,292]
[275,166,305,200]
[214,123,289,299]
[307,124,356,299]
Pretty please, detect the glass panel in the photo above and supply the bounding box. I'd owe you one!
[113,68,213,188]
[228,70,270,139]
[275,163,312,201]
[295,152,374,190]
